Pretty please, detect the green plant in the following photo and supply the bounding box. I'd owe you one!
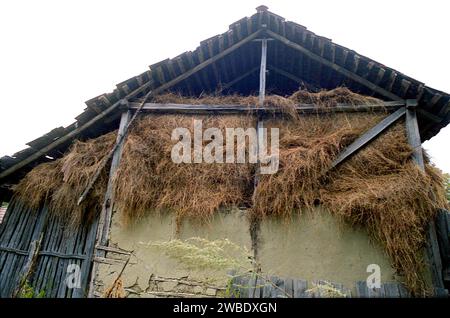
[17,281,46,298]
[305,281,349,298]
[222,276,241,298]
[140,237,252,271]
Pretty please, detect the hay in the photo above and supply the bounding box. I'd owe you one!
[114,114,256,227]
[13,132,116,227]
[13,87,448,295]
[252,113,386,217]
[150,87,382,108]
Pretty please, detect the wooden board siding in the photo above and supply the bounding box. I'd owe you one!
[0,199,97,298]
[228,273,411,298]
[0,207,6,223]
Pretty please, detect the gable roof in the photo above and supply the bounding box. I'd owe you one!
[1,6,449,187]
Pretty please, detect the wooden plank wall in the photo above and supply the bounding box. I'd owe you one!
[229,274,412,298]
[0,198,97,298]
[436,209,450,285]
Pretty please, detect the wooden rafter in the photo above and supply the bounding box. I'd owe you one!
[267,65,320,92]
[216,66,259,93]
[266,30,403,102]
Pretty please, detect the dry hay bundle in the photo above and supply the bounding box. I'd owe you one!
[114,114,256,226]
[13,132,116,226]
[290,87,383,106]
[252,113,386,217]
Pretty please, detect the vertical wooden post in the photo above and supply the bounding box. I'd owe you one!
[88,109,131,297]
[405,99,445,292]
[255,38,268,183]
[258,38,267,108]
[250,38,268,266]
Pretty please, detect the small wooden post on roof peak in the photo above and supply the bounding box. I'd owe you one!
[256,5,269,13]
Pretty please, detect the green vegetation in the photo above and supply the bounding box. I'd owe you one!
[305,281,349,298]
[17,281,46,298]
[140,237,252,271]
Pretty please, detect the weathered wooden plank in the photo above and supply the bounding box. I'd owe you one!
[248,275,257,298]
[74,218,98,298]
[293,279,308,298]
[87,111,131,297]
[0,202,31,295]
[436,210,450,279]
[41,217,64,296]
[7,207,34,291]
[367,285,385,298]
[269,276,285,298]
[262,277,272,298]
[398,284,410,298]
[14,233,43,297]
[284,277,294,298]
[331,107,406,168]
[383,282,401,298]
[130,101,404,114]
[405,102,445,291]
[355,281,368,298]
[258,38,268,107]
[405,100,424,167]
[254,276,264,298]
[55,224,80,298]
[32,212,57,294]
[0,199,19,238]
[427,220,445,290]
[434,287,449,297]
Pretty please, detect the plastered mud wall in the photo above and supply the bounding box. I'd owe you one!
[94,208,398,297]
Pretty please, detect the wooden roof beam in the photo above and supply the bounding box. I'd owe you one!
[216,66,259,94]
[266,30,403,102]
[128,101,404,114]
[267,65,320,92]
[152,28,264,96]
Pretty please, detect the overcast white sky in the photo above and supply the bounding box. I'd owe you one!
[0,0,449,172]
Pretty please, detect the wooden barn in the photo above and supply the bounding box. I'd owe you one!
[0,6,449,298]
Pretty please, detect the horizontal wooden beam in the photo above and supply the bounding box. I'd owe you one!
[331,107,406,168]
[266,30,403,102]
[129,101,405,114]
